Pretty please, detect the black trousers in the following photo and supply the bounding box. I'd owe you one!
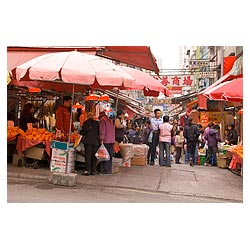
[146,142,153,163]
[175,146,182,163]
[187,142,197,163]
[84,144,99,174]
[150,132,159,162]
[101,143,114,174]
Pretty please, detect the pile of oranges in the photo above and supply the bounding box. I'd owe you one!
[7,126,24,141]
[70,131,81,143]
[20,128,55,142]
[9,126,81,144]
[228,144,243,159]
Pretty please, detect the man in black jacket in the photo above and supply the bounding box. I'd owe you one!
[80,112,100,175]
[183,117,200,166]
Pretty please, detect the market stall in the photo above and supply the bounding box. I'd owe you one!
[226,144,243,176]
[9,50,164,175]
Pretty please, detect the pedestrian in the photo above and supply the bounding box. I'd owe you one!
[115,110,126,143]
[99,111,115,174]
[203,122,214,160]
[149,108,163,165]
[19,103,39,131]
[189,106,200,124]
[141,120,153,164]
[204,124,221,166]
[158,115,173,167]
[225,123,238,145]
[126,123,136,143]
[80,112,100,175]
[183,117,200,166]
[56,96,75,135]
[175,130,184,164]
[132,126,142,144]
[170,117,177,161]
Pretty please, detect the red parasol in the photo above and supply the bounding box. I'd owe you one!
[203,77,243,102]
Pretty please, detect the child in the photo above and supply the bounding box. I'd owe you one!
[132,126,142,144]
[175,130,184,164]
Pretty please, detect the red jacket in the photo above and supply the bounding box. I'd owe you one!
[56,105,74,134]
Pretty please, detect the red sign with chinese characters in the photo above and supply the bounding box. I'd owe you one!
[154,75,194,87]
[167,86,182,94]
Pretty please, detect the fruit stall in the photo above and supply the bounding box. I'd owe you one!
[226,144,243,176]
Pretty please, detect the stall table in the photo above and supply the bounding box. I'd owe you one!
[226,150,243,176]
[15,136,51,168]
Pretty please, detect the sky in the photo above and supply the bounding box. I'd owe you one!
[150,45,180,69]
[1,1,250,250]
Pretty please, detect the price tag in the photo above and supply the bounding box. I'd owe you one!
[27,123,33,130]
[7,120,14,128]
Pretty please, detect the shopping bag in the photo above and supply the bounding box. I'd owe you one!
[95,144,110,161]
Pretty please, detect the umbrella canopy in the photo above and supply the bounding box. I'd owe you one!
[119,65,165,92]
[203,77,243,102]
[238,108,243,115]
[13,51,135,90]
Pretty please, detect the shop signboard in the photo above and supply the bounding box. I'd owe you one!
[189,59,210,68]
[167,86,183,94]
[199,71,217,78]
[154,74,195,88]
[152,99,171,105]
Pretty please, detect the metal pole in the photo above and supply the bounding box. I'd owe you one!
[221,46,224,77]
[65,83,75,174]
[115,89,119,116]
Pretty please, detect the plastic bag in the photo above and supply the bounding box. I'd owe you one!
[95,144,110,161]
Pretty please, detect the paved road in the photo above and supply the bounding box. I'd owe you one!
[8,178,231,203]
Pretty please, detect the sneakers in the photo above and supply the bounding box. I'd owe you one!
[204,163,211,166]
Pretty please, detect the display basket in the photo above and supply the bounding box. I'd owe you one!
[217,154,228,168]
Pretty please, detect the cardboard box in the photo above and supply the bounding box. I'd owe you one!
[12,154,24,166]
[131,157,147,166]
[50,148,76,173]
[122,158,131,167]
[24,146,44,160]
[50,140,74,150]
[51,148,76,162]
[50,160,75,173]
[133,144,149,157]
[112,158,122,174]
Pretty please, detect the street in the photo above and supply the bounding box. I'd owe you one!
[7,177,236,203]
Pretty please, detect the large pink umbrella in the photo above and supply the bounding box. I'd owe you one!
[13,51,135,91]
[118,65,165,91]
[203,77,243,102]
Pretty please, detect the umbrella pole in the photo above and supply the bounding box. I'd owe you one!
[115,89,119,116]
[66,83,75,174]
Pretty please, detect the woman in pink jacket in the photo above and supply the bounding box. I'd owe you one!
[99,111,115,174]
[159,115,173,167]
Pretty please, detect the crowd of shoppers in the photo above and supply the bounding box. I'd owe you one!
[76,103,239,174]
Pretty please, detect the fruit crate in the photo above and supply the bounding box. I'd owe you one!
[217,154,228,168]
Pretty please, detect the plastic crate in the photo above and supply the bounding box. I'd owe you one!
[199,154,206,165]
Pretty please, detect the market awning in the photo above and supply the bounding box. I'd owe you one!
[171,92,197,104]
[8,46,160,76]
[198,51,243,110]
[7,46,98,71]
[202,77,243,103]
[96,46,160,75]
